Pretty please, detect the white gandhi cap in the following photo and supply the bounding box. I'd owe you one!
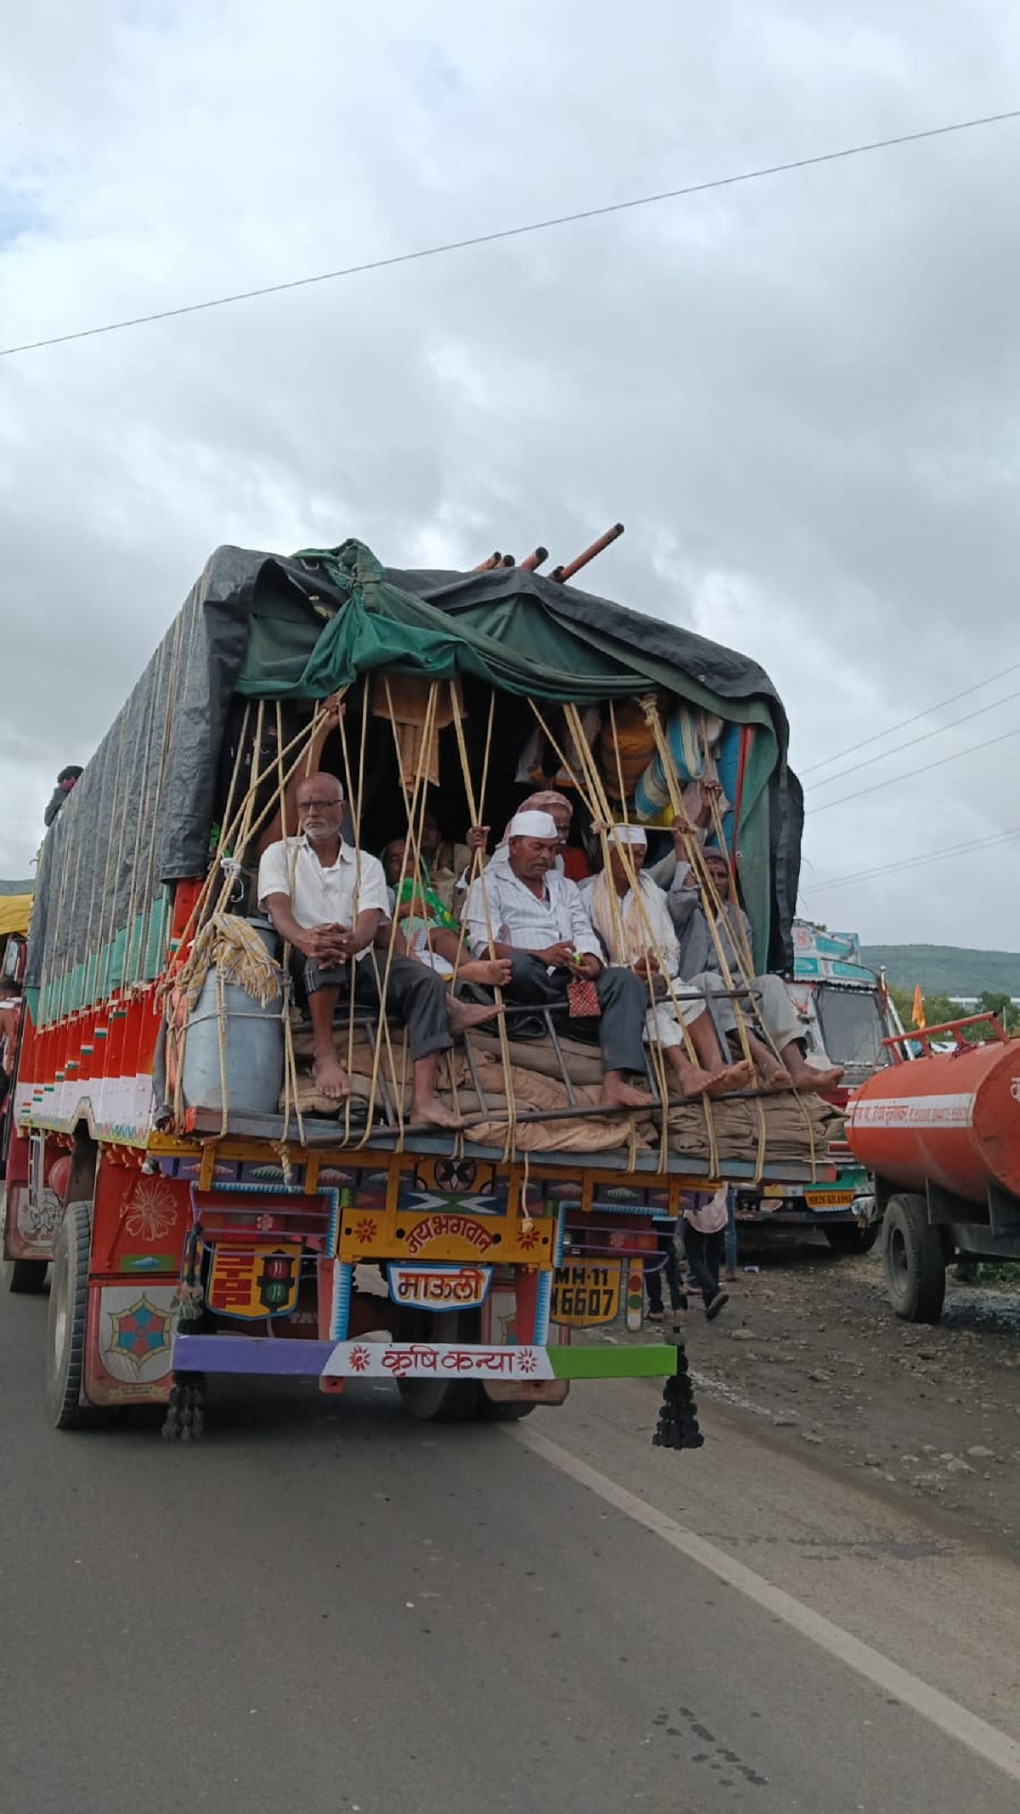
[611,823,647,846]
[509,810,559,839]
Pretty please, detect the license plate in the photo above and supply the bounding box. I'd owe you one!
[551,1260,621,1328]
[804,1191,856,1210]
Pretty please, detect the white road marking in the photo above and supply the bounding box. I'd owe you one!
[513,1424,1020,1786]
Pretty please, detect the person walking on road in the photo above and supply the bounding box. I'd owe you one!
[682,1187,729,1320]
[644,1225,684,1322]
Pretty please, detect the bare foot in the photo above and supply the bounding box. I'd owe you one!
[760,1063,793,1093]
[705,1057,755,1097]
[668,1057,717,1099]
[448,996,505,1035]
[788,1063,844,1095]
[412,1095,466,1130]
[458,958,513,988]
[601,1077,656,1110]
[313,1050,352,1101]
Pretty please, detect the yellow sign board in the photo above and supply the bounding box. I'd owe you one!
[206,1243,302,1320]
[551,1260,621,1328]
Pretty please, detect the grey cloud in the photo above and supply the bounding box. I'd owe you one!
[2,0,1019,947]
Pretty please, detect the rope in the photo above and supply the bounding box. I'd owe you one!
[561,700,691,1173]
[448,679,519,1164]
[701,779,817,1184]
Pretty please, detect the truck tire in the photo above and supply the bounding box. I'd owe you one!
[46,1200,92,1429]
[4,1257,49,1293]
[396,1311,481,1423]
[824,1223,879,1256]
[883,1193,946,1323]
[475,1397,536,1422]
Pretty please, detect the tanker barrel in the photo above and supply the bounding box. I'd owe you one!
[846,1035,1020,1205]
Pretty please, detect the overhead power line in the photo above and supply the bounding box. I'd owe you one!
[802,823,1020,893]
[799,656,1020,777]
[807,719,1020,814]
[2,107,1020,358]
[804,683,1020,792]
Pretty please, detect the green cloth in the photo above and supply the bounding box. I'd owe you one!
[395,867,459,934]
[236,541,774,724]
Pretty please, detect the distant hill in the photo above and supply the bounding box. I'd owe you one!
[860,945,1020,996]
[0,880,33,895]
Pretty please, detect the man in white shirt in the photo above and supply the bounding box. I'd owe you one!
[258,773,466,1127]
[463,810,653,1111]
[668,850,844,1095]
[585,826,753,1098]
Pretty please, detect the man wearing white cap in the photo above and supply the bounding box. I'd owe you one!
[586,826,754,1098]
[463,810,653,1110]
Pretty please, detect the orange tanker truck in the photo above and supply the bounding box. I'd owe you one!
[845,1015,1020,1321]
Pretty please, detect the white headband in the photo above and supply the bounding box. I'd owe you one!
[509,810,559,839]
[611,823,647,846]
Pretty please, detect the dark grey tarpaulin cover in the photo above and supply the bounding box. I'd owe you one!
[26,542,803,1011]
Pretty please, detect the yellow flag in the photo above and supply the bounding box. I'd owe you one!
[911,984,926,1030]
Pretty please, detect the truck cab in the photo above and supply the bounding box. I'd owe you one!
[732,922,902,1252]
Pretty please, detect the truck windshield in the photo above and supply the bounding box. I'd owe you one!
[814,985,887,1073]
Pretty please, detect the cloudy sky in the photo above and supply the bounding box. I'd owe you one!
[2,0,1019,950]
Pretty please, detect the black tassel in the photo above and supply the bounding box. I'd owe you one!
[162,1371,206,1443]
[653,1342,704,1451]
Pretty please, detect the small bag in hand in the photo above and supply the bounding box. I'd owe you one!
[566,976,601,1019]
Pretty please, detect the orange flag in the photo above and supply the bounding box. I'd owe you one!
[911,984,926,1030]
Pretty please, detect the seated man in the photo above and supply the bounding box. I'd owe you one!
[478,789,590,883]
[462,809,654,1112]
[585,824,753,1098]
[670,849,844,1095]
[258,772,490,1128]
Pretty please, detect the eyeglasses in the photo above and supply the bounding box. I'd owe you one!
[297,797,343,812]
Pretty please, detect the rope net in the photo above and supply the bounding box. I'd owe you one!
[162,673,837,1182]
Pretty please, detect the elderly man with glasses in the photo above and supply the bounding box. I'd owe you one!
[258,772,488,1127]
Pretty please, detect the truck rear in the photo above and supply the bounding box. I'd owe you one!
[5,537,835,1440]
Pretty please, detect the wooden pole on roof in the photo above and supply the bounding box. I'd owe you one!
[549,522,625,583]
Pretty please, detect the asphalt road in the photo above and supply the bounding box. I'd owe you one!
[1,1289,1018,1814]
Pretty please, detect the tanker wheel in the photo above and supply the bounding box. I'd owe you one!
[883,1193,946,1323]
[824,1223,879,1256]
[46,1200,93,1429]
[4,1257,49,1293]
[396,1311,481,1423]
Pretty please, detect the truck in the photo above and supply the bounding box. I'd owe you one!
[845,1014,1020,1321]
[4,534,836,1441]
[730,920,902,1253]
[0,890,32,1285]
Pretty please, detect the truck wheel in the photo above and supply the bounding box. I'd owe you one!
[398,1376,479,1422]
[396,1311,480,1423]
[46,1201,92,1429]
[475,1397,536,1422]
[4,1257,49,1293]
[824,1224,879,1256]
[883,1193,946,1323]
